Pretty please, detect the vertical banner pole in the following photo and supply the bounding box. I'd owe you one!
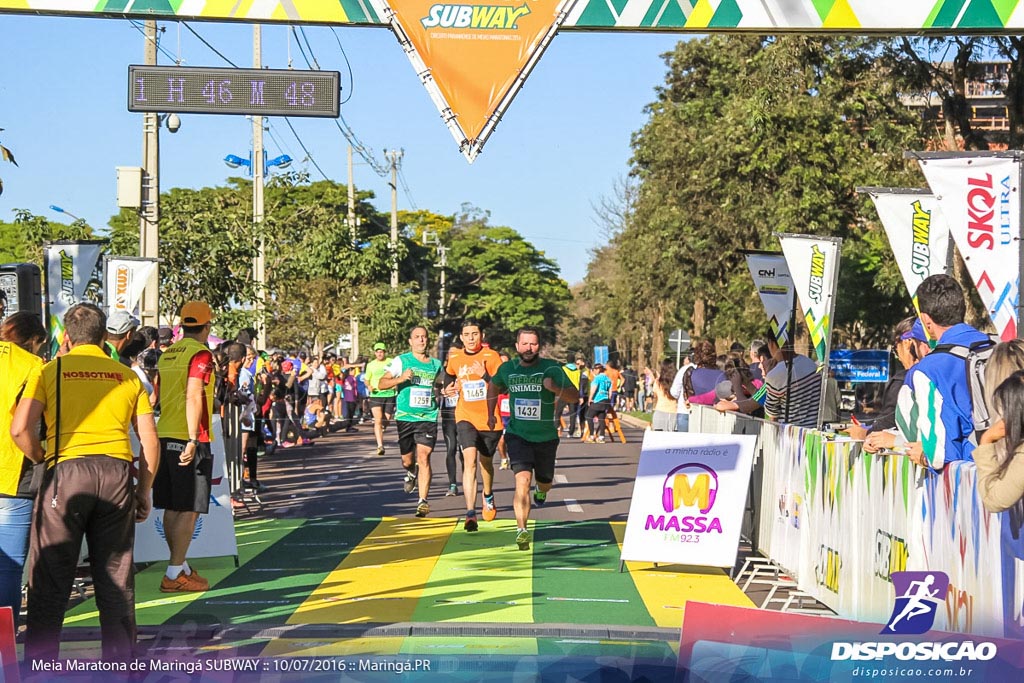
[785,287,796,425]
[1018,150,1023,340]
[42,245,52,361]
[816,239,843,429]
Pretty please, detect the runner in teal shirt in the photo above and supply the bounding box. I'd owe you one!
[378,326,443,518]
[488,327,578,550]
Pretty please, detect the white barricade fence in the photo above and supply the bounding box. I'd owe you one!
[690,405,1024,639]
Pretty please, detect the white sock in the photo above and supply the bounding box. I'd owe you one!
[166,564,183,580]
[182,561,192,576]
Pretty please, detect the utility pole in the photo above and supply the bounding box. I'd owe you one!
[437,245,447,318]
[252,25,267,350]
[347,145,359,358]
[139,20,160,328]
[386,149,403,290]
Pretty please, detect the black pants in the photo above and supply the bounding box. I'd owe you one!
[246,417,262,482]
[441,411,462,486]
[587,401,611,438]
[26,457,136,663]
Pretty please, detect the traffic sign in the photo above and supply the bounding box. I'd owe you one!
[668,329,690,351]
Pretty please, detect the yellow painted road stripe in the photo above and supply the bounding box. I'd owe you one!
[289,517,455,624]
[609,522,754,628]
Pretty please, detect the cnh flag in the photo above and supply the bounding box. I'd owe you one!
[778,234,842,362]
[44,241,104,356]
[744,252,794,348]
[917,153,1021,341]
[104,257,157,317]
[862,188,951,304]
[377,0,571,162]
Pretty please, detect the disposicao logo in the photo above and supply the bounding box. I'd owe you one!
[422,3,532,30]
[830,570,998,663]
[882,571,948,635]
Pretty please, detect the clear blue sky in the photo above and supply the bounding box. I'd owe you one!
[0,15,683,285]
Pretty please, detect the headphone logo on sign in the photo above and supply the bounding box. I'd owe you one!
[661,463,718,515]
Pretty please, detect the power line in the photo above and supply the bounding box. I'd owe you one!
[397,167,418,210]
[181,22,239,68]
[328,27,355,105]
[128,20,178,63]
[283,117,330,180]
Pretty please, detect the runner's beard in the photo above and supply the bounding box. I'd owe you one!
[518,350,537,363]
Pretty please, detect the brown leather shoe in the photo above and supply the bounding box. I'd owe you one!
[160,571,208,593]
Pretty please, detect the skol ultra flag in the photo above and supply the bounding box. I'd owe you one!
[917,154,1021,341]
[778,234,842,362]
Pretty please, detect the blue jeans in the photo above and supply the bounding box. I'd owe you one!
[676,413,690,433]
[0,497,33,619]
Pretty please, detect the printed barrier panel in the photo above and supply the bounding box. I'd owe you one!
[691,405,1024,639]
[677,602,1024,683]
[133,415,238,563]
[621,430,757,567]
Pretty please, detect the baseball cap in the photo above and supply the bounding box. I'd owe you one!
[715,380,736,401]
[106,310,140,335]
[158,326,173,343]
[180,301,213,326]
[901,319,928,343]
[373,342,387,351]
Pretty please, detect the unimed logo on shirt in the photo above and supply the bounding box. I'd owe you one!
[62,370,125,381]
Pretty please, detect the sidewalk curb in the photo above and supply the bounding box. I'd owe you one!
[618,414,650,429]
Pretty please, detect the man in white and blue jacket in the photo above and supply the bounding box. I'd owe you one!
[896,275,991,470]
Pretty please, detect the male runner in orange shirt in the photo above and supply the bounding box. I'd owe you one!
[442,320,504,532]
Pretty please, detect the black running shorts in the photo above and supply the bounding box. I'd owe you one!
[397,420,438,455]
[153,438,213,513]
[455,421,502,458]
[504,433,557,484]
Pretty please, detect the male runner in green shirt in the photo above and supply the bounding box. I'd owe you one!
[488,327,578,550]
[365,342,396,456]
[378,326,443,517]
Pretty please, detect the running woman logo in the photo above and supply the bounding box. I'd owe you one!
[808,244,826,303]
[881,571,949,635]
[910,200,932,276]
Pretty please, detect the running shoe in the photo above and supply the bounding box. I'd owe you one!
[464,514,478,532]
[446,484,458,497]
[403,471,417,494]
[596,436,607,444]
[482,494,497,521]
[160,571,208,593]
[533,488,547,506]
[185,567,210,589]
[416,500,430,517]
[516,529,531,551]
[376,446,385,456]
[500,458,510,470]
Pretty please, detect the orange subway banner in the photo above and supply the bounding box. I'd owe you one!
[383,1,570,161]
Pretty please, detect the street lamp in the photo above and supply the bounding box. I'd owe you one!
[222,151,292,176]
[49,204,81,222]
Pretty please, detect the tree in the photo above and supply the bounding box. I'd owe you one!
[443,216,571,350]
[579,35,930,364]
